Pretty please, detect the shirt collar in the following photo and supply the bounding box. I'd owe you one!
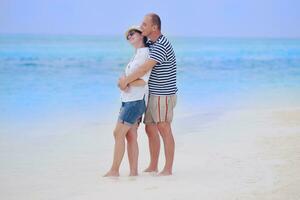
[148,34,163,45]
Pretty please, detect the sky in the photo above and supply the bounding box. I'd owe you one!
[1,0,300,37]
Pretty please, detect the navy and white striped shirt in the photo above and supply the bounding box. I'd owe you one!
[148,35,178,95]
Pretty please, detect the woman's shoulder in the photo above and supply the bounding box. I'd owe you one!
[138,47,149,53]
[136,47,149,57]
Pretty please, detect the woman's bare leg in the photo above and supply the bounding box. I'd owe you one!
[104,122,131,177]
[126,124,139,176]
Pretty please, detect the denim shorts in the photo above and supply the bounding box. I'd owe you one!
[118,99,146,126]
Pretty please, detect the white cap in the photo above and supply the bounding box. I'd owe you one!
[125,25,142,38]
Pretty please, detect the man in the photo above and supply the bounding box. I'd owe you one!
[119,13,177,176]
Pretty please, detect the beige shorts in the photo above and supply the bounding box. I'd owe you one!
[143,94,177,124]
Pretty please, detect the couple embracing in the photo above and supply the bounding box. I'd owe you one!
[104,13,177,177]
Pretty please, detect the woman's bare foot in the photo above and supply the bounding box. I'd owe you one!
[158,170,172,176]
[103,170,119,177]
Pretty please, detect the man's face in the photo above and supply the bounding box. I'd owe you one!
[141,16,153,37]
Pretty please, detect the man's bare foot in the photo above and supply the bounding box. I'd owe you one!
[158,170,172,176]
[103,170,119,177]
[143,167,158,173]
[129,171,138,176]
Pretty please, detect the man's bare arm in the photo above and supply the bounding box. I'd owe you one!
[129,79,146,87]
[119,59,157,90]
[126,59,156,84]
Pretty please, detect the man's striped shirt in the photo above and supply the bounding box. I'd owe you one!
[148,35,177,95]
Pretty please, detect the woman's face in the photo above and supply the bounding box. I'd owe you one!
[127,30,143,46]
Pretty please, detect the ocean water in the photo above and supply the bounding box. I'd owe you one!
[1,35,300,134]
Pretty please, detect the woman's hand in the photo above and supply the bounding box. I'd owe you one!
[118,75,128,91]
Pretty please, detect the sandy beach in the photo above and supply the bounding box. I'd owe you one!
[1,102,299,200]
[1,0,300,197]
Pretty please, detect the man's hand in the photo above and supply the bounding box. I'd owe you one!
[118,75,128,91]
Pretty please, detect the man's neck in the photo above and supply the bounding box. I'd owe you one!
[149,32,162,42]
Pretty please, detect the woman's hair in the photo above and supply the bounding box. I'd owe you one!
[143,36,149,47]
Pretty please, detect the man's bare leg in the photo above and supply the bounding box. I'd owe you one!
[144,124,160,172]
[157,122,175,176]
[126,124,139,176]
[104,122,131,177]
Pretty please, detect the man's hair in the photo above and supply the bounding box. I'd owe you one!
[148,13,161,31]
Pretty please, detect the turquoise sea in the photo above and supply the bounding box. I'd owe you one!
[1,35,300,135]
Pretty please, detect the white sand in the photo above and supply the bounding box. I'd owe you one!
[1,107,300,200]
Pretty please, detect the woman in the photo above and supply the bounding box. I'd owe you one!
[104,26,150,177]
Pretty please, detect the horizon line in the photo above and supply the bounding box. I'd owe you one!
[0,32,300,40]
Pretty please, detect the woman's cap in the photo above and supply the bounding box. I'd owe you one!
[125,25,142,38]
